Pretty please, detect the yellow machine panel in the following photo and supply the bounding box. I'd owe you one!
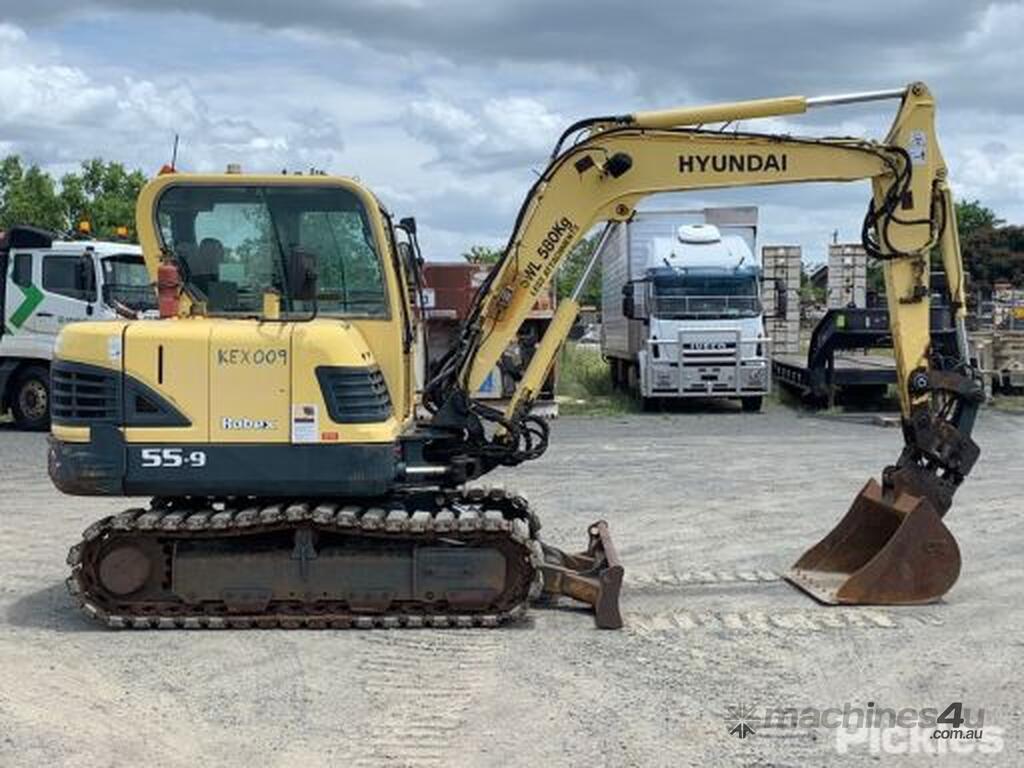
[209,321,291,444]
[123,320,211,443]
[290,320,403,445]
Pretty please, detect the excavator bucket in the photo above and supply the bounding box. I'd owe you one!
[538,520,624,629]
[786,478,961,605]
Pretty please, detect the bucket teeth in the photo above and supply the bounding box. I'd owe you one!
[786,478,961,605]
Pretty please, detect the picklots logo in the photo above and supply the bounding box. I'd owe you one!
[679,153,788,173]
[222,417,278,430]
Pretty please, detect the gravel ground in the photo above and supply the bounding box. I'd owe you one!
[0,406,1021,766]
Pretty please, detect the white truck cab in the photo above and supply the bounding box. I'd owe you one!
[0,226,152,429]
[601,209,771,410]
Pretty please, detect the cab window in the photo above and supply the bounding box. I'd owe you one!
[156,185,389,317]
[42,255,96,302]
[12,253,32,288]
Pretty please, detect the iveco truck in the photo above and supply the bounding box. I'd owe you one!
[600,207,770,410]
[1,226,152,429]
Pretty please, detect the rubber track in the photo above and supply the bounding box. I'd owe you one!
[66,487,543,630]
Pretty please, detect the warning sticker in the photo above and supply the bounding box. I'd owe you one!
[291,404,319,443]
[907,130,927,165]
[107,335,123,362]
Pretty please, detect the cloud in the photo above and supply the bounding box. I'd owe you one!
[406,95,565,172]
[5,2,995,103]
[0,21,345,175]
[0,3,1022,263]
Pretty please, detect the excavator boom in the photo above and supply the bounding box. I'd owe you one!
[425,81,980,607]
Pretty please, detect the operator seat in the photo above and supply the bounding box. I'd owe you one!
[192,237,225,305]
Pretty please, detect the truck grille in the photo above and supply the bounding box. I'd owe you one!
[51,361,121,425]
[316,366,392,424]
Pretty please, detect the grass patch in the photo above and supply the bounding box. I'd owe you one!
[988,394,1024,413]
[557,343,637,416]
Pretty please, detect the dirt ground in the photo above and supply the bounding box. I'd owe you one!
[1,406,1021,767]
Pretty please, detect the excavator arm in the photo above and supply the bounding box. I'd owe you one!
[427,82,981,610]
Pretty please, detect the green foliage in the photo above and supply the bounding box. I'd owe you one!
[799,261,826,304]
[462,245,503,265]
[962,223,1024,288]
[0,156,65,232]
[556,233,601,306]
[60,159,147,239]
[954,200,1023,289]
[557,343,636,415]
[462,232,603,304]
[867,260,885,295]
[956,199,1003,238]
[0,154,146,239]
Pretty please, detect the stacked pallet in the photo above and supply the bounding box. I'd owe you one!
[970,329,1024,394]
[827,243,868,309]
[761,245,801,355]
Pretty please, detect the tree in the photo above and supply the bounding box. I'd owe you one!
[961,224,1024,289]
[461,233,603,305]
[556,233,601,306]
[59,159,147,239]
[954,200,1022,290]
[462,245,503,265]
[0,154,146,239]
[955,199,1002,240]
[0,156,65,232]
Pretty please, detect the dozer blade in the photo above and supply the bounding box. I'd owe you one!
[538,520,624,629]
[786,478,960,605]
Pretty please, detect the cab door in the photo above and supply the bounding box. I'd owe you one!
[30,251,97,337]
[5,250,94,358]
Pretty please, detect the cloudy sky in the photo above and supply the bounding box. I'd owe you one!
[1,1,1021,263]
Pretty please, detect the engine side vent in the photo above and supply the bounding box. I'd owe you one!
[51,360,121,425]
[316,366,392,424]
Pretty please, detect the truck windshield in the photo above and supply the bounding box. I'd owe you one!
[101,255,156,312]
[650,272,761,319]
[155,185,387,318]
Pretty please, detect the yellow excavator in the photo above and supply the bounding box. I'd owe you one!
[53,82,982,629]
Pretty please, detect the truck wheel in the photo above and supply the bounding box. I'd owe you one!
[11,365,51,431]
[609,360,621,390]
[626,363,639,395]
[741,396,763,413]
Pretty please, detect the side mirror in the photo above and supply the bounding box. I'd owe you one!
[77,253,97,301]
[398,216,417,236]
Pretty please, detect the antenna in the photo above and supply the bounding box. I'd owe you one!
[170,133,180,171]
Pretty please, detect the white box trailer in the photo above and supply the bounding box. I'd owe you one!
[0,226,152,429]
[600,207,771,410]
